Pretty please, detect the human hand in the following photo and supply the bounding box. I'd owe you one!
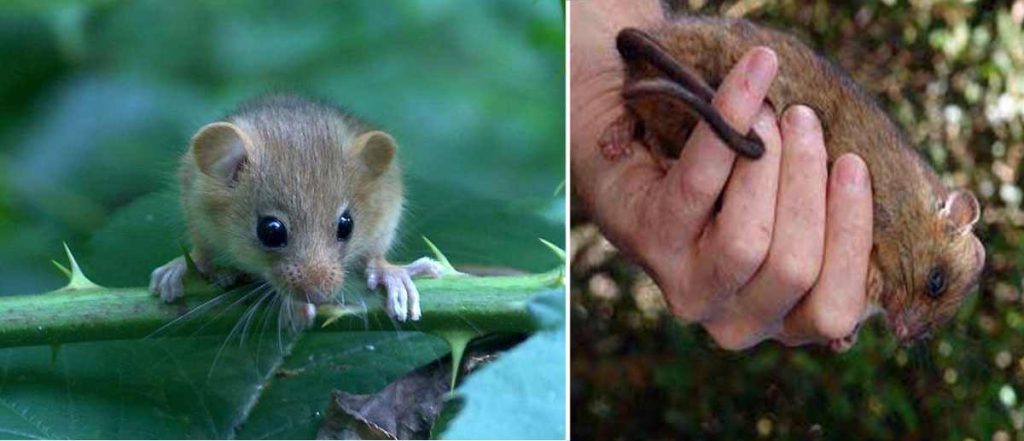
[570,0,875,349]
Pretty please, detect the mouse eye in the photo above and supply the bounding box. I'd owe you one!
[926,267,947,299]
[337,210,354,242]
[257,216,288,248]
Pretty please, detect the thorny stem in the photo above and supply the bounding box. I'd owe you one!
[0,270,562,348]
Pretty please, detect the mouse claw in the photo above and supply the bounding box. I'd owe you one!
[367,257,444,322]
[150,256,187,303]
[385,272,408,322]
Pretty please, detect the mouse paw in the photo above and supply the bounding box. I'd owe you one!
[206,270,241,289]
[829,326,861,353]
[367,258,444,322]
[598,114,635,161]
[149,256,187,303]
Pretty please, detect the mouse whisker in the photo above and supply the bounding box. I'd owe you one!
[207,284,272,380]
[145,291,231,339]
[256,292,283,364]
[359,298,368,331]
[191,283,267,337]
[239,285,275,348]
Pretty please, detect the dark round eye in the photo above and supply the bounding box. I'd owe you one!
[336,210,354,241]
[926,267,947,299]
[257,216,287,248]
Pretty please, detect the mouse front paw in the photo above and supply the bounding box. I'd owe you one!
[367,257,445,322]
[149,256,187,303]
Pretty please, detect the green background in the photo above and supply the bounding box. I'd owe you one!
[572,0,1024,440]
[0,0,565,295]
[0,0,565,439]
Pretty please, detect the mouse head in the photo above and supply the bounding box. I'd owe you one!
[877,189,984,343]
[190,121,398,305]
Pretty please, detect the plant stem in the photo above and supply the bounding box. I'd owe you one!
[0,271,561,348]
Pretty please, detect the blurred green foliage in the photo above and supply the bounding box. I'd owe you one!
[0,0,564,295]
[0,0,564,439]
[572,0,1024,440]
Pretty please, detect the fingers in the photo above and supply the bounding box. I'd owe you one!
[658,105,782,323]
[661,47,778,240]
[701,106,828,349]
[725,107,828,321]
[699,105,783,291]
[781,153,873,344]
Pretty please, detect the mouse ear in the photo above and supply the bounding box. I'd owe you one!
[941,189,981,235]
[351,131,396,177]
[191,122,252,184]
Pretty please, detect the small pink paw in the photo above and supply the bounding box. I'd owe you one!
[598,114,635,161]
[367,258,445,322]
[149,257,187,303]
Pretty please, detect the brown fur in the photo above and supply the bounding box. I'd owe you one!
[181,94,403,304]
[622,16,984,341]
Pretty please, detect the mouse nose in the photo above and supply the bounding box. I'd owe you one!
[895,324,910,340]
[889,317,911,341]
[277,262,343,304]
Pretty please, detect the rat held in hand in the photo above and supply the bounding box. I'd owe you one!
[149,94,443,325]
[605,17,985,350]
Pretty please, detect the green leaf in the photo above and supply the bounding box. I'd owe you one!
[0,174,561,438]
[441,289,566,440]
[0,1,564,438]
[0,333,445,439]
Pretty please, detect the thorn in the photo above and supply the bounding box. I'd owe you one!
[438,330,475,391]
[319,304,360,328]
[51,260,71,278]
[538,238,565,262]
[422,236,457,274]
[552,180,565,197]
[61,242,99,291]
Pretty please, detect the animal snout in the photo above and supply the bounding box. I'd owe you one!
[893,320,910,341]
[888,315,928,343]
[277,262,344,305]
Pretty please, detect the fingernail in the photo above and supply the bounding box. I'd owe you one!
[745,47,778,90]
[784,105,818,131]
[836,154,868,189]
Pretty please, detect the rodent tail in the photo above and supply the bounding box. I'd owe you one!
[616,26,766,158]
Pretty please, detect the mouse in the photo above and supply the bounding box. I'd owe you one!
[149,94,444,326]
[601,16,986,351]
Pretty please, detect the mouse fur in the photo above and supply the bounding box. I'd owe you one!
[616,16,985,349]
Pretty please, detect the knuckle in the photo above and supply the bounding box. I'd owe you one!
[721,232,770,273]
[809,307,859,340]
[678,172,719,208]
[769,253,820,293]
[661,278,716,323]
[665,294,710,323]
